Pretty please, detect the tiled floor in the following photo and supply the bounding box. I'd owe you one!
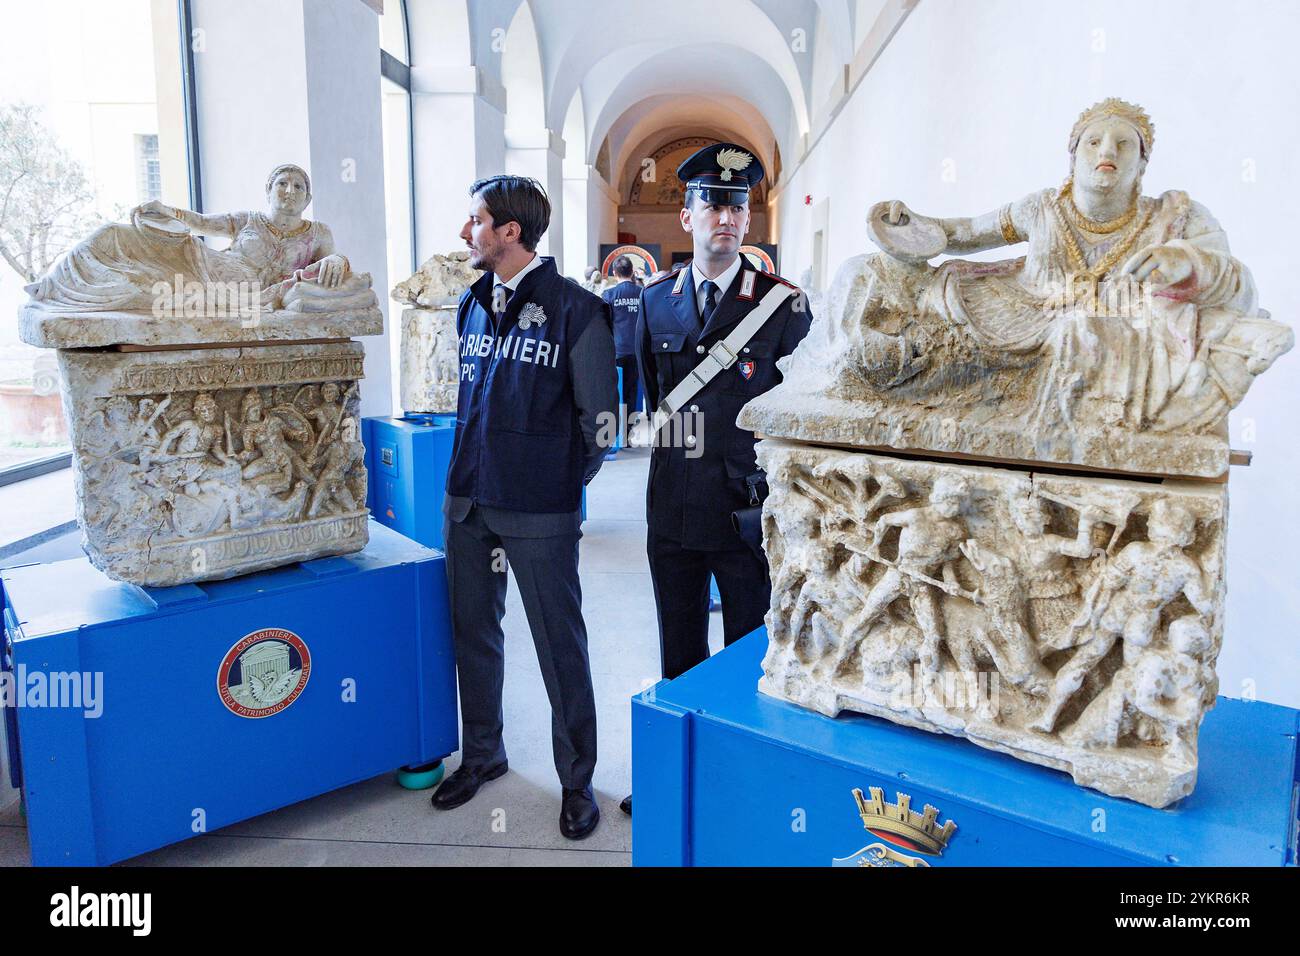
[0,446,721,866]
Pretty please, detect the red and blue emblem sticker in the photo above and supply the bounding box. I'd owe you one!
[218,628,311,718]
[738,359,755,380]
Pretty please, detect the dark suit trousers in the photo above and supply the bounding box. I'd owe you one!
[647,533,771,680]
[444,506,597,789]
[616,355,640,430]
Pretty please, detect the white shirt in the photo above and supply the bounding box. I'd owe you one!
[691,257,742,317]
[495,253,544,293]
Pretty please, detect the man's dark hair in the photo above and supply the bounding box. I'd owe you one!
[612,255,634,279]
[469,175,551,251]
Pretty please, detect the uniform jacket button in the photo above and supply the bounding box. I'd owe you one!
[689,404,699,412]
[685,435,696,446]
[696,344,706,354]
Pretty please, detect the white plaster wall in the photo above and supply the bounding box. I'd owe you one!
[563,174,590,277]
[192,0,392,419]
[411,92,476,264]
[589,174,619,268]
[778,0,1300,706]
[303,2,390,419]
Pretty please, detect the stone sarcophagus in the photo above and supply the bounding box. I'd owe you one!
[742,100,1292,807]
[54,342,370,586]
[758,441,1225,807]
[391,251,481,415]
[20,163,382,587]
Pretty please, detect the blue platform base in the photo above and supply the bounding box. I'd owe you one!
[605,366,624,460]
[364,413,588,535]
[365,414,456,550]
[1,521,458,866]
[632,629,1300,867]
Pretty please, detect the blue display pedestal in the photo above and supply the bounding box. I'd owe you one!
[1,521,458,866]
[632,629,1299,867]
[365,413,589,539]
[365,414,457,550]
[606,366,624,460]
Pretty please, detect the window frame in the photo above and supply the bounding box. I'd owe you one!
[379,0,416,272]
[0,0,200,488]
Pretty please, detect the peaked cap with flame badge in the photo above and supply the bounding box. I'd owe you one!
[677,142,765,206]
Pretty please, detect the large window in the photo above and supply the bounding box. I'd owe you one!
[0,0,191,478]
[380,0,414,416]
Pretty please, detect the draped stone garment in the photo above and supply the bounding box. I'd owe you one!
[788,188,1287,435]
[26,211,373,313]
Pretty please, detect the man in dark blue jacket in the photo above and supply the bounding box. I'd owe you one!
[432,175,617,841]
[601,255,642,445]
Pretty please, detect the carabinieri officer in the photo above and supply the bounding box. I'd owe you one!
[434,175,617,841]
[637,146,812,678]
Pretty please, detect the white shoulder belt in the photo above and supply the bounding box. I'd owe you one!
[651,282,794,433]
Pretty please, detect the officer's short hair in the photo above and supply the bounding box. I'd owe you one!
[469,175,551,252]
[612,255,634,278]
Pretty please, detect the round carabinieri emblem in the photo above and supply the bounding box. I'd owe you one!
[217,628,311,718]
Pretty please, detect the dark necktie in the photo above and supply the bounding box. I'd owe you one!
[493,282,512,324]
[699,279,719,326]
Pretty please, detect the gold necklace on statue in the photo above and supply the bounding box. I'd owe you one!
[1059,180,1137,234]
[257,212,312,239]
[1049,187,1152,282]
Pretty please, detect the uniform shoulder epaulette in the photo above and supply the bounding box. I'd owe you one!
[761,271,800,291]
[643,271,678,289]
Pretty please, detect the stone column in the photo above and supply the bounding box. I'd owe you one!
[505,129,565,271]
[409,64,509,263]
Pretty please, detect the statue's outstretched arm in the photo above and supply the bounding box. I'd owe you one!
[135,200,237,239]
[941,192,1037,254]
[880,192,1036,256]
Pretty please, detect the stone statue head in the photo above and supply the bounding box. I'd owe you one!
[194,393,218,423]
[929,474,970,518]
[1148,499,1195,548]
[321,382,341,404]
[105,396,134,427]
[1008,492,1049,535]
[241,390,264,422]
[1068,98,1153,198]
[266,163,311,217]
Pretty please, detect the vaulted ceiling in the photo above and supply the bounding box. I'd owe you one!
[407,0,885,195]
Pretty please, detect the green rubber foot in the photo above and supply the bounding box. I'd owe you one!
[396,760,445,791]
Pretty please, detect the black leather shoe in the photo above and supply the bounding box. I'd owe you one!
[560,786,600,840]
[430,761,507,810]
[619,794,632,816]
